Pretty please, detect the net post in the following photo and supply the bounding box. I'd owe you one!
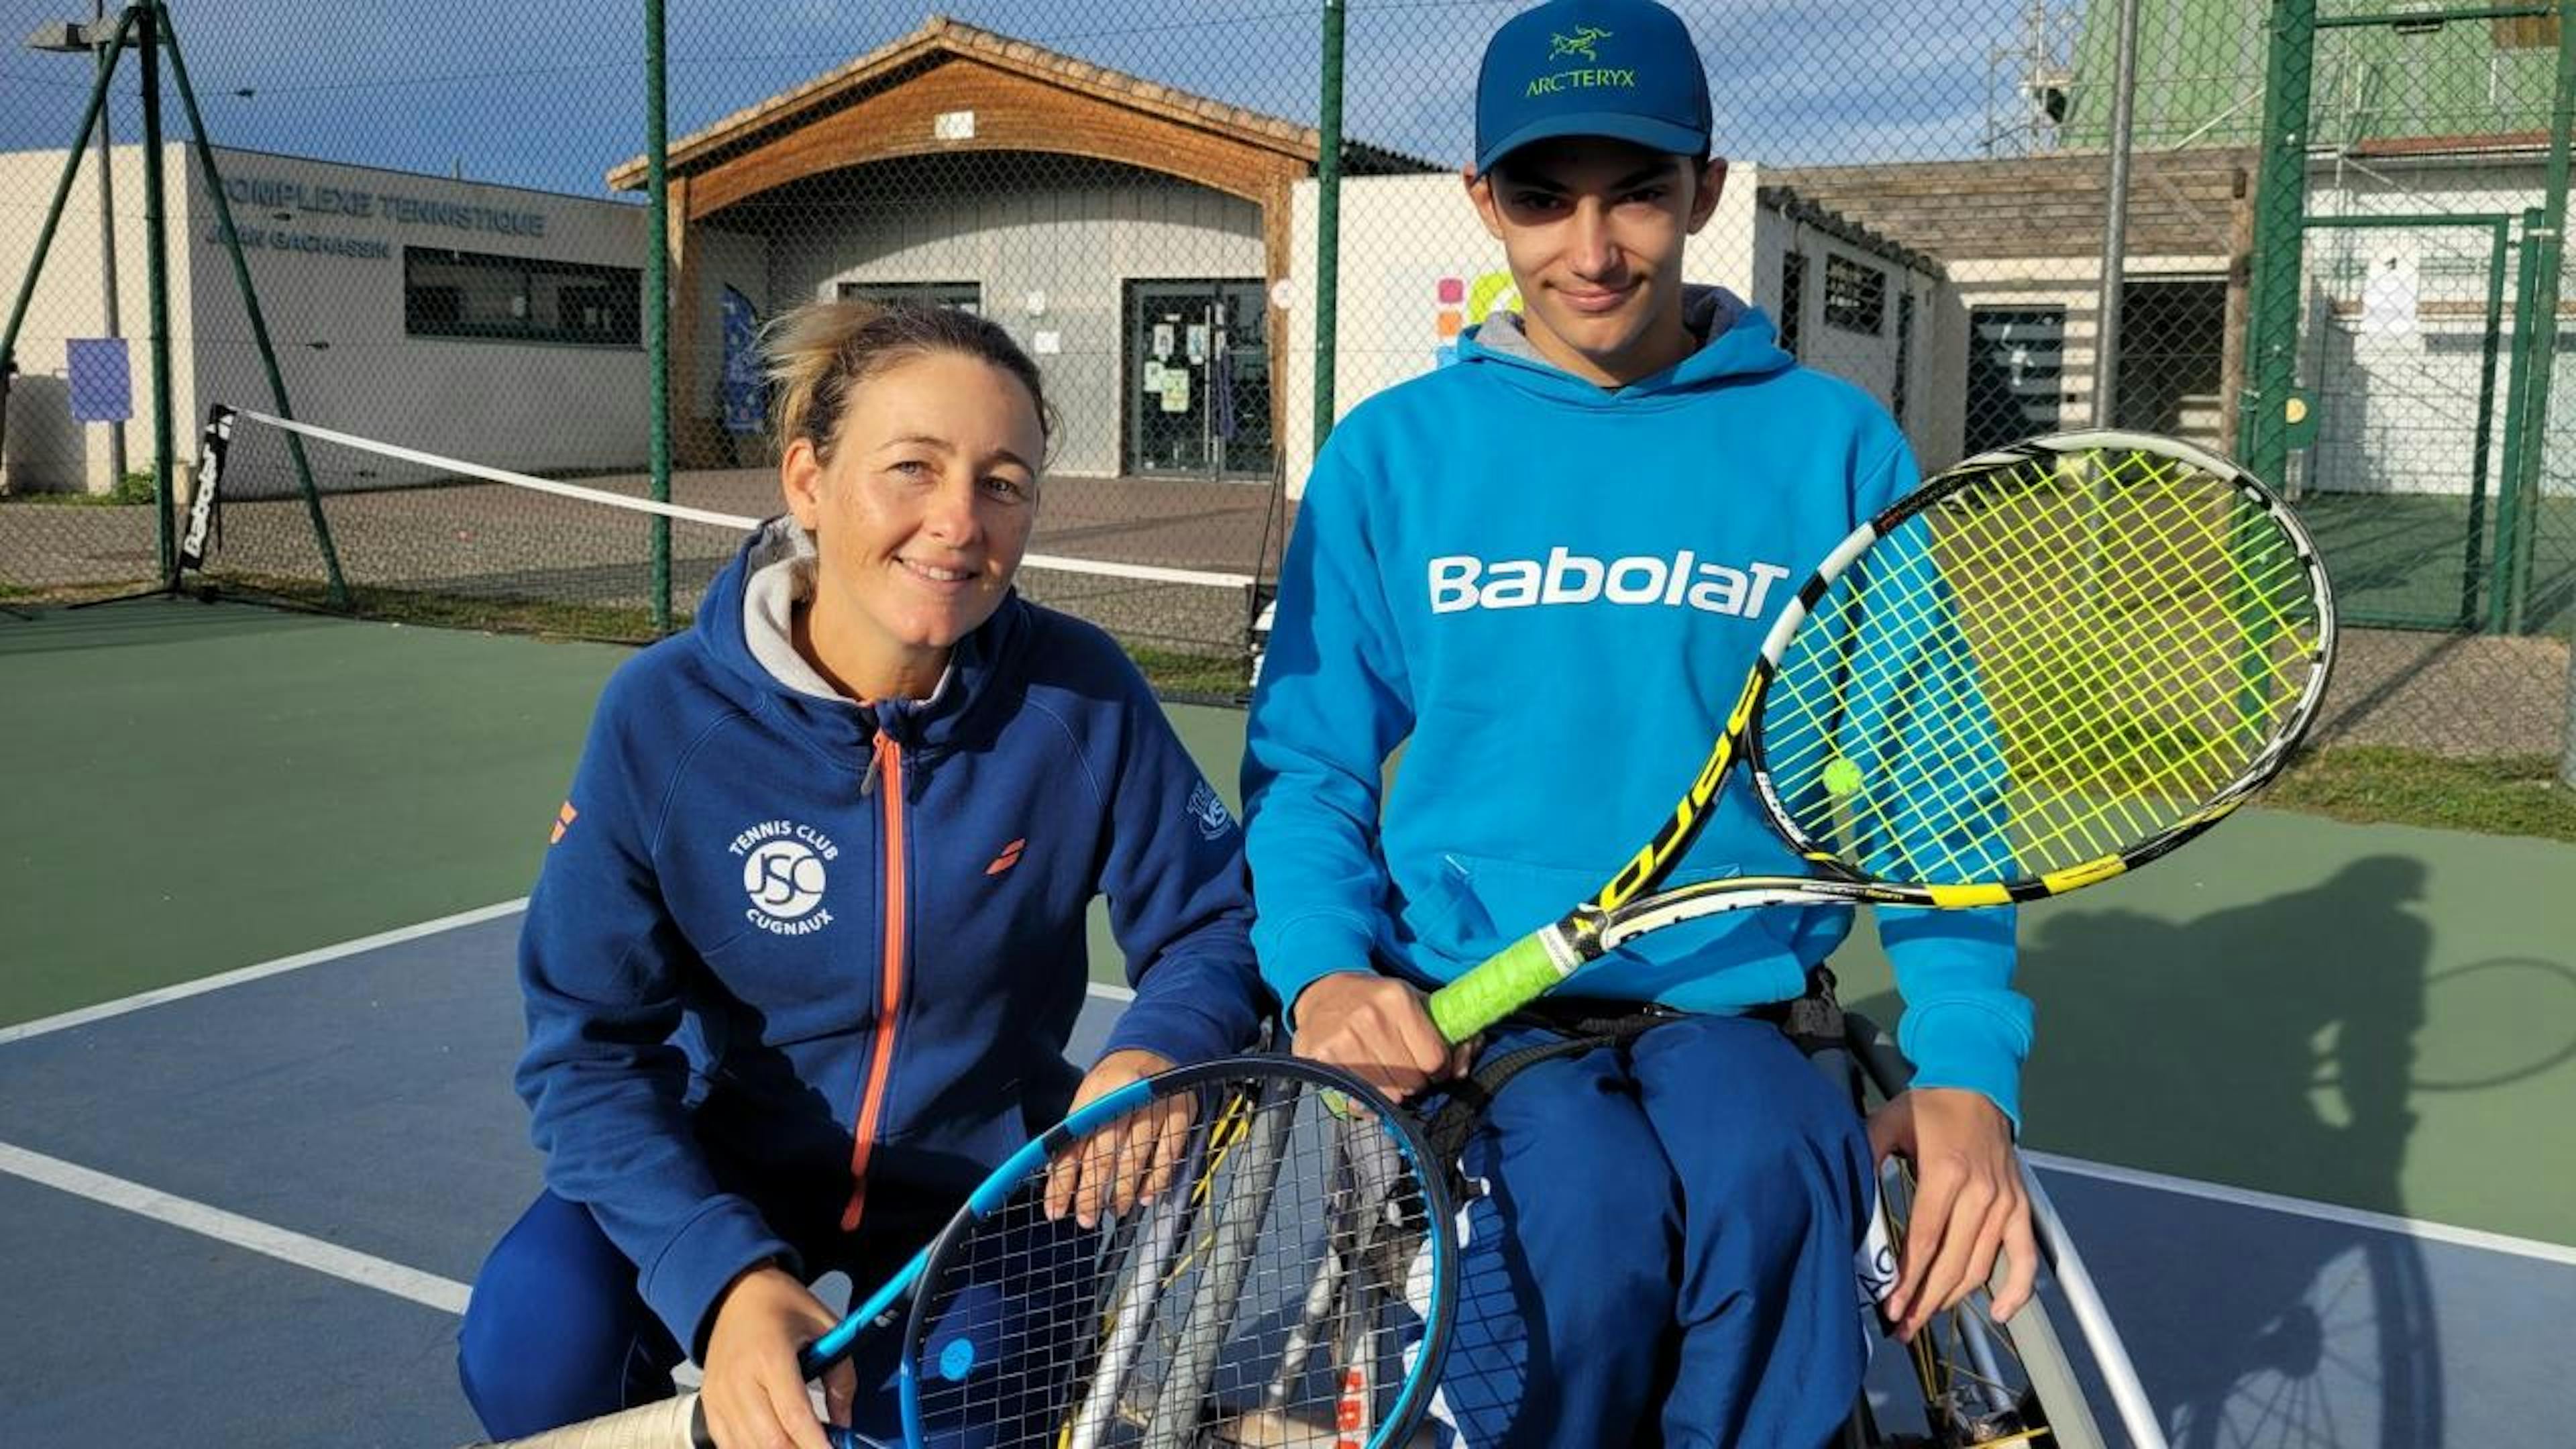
[158,3,350,607]
[645,0,674,637]
[137,1,176,586]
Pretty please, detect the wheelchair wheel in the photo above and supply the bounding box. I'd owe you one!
[1837,1013,2116,1449]
[1860,1157,2108,1449]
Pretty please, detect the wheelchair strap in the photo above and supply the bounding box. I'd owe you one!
[1415,967,1849,1197]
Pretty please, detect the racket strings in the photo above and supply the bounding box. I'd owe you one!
[1851,453,2316,873]
[1763,445,2323,885]
[1786,471,2296,879]
[1949,452,2320,793]
[906,1078,1434,1449]
[1922,468,2318,867]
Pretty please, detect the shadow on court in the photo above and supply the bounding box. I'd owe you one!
[2029,856,2439,1448]
[1856,853,2576,1445]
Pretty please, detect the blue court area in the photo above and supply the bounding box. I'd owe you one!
[1,904,2570,1446]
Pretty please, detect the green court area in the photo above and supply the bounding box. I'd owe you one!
[5,600,2570,1249]
[2298,488,2575,637]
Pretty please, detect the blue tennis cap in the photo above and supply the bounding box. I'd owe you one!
[1474,0,1712,176]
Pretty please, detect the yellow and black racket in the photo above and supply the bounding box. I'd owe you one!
[1427,430,2337,1042]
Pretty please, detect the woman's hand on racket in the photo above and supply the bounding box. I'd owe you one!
[1046,1048,1181,1228]
[1290,971,1474,1102]
[702,1260,855,1449]
[1867,1086,2036,1342]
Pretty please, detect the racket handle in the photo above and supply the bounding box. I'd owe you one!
[469,1391,707,1449]
[1426,930,1568,1042]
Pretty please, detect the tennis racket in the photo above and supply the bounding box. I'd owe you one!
[471,1057,1457,1449]
[1426,429,2337,1042]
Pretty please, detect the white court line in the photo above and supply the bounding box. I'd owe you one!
[0,898,530,1046]
[2027,1149,2576,1269]
[1,898,1138,1046]
[12,900,2566,1293]
[0,901,1138,1315]
[0,1140,472,1313]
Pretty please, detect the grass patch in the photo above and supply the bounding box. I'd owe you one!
[2269,747,2576,843]
[1125,645,1250,703]
[209,571,1258,702]
[211,572,665,643]
[5,472,158,506]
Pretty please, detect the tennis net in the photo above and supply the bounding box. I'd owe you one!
[180,405,1280,698]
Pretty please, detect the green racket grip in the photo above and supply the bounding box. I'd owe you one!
[1427,930,1569,1042]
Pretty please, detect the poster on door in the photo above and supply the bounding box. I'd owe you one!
[1160,368,1191,413]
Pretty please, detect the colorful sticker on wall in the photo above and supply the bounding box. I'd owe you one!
[1434,270,1522,367]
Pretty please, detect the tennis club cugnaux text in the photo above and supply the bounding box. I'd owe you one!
[729,820,842,860]
[1427,548,1791,616]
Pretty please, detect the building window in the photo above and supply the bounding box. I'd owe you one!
[838,280,983,313]
[403,248,639,345]
[1779,252,1807,360]
[1825,254,1886,335]
[1892,289,1915,425]
[1964,307,2065,456]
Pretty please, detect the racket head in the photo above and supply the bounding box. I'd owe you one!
[896,1056,1456,1449]
[1746,429,2335,900]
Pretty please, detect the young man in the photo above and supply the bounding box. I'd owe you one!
[1242,1,2037,1442]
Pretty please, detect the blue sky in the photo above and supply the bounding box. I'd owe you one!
[1,0,2070,200]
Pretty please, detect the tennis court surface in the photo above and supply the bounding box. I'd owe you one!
[4,601,2573,1445]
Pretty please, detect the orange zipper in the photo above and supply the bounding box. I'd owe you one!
[841,730,907,1233]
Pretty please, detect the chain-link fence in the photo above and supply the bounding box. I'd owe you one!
[3,1,2570,773]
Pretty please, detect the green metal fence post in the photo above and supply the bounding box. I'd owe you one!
[2539,1,2576,784]
[2460,219,2512,627]
[645,0,673,637]
[2240,0,2318,494]
[2490,209,2542,637]
[1311,0,1344,459]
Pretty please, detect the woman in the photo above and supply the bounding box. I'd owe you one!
[460,301,1267,1449]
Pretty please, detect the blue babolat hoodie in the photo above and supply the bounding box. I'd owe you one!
[1244,288,2032,1120]
[517,520,1265,1355]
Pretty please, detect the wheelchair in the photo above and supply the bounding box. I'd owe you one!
[1825,1007,2163,1449]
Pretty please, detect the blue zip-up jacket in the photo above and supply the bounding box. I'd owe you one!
[1244,289,2033,1120]
[517,521,1265,1355]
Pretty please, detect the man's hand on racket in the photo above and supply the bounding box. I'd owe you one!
[1867,1087,2036,1342]
[1291,971,1474,1102]
[1046,1048,1182,1228]
[702,1260,855,1449]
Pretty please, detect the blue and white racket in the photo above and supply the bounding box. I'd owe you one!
[474,1057,1457,1449]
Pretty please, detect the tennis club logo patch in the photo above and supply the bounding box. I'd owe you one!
[730,819,839,936]
[1187,780,1235,841]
